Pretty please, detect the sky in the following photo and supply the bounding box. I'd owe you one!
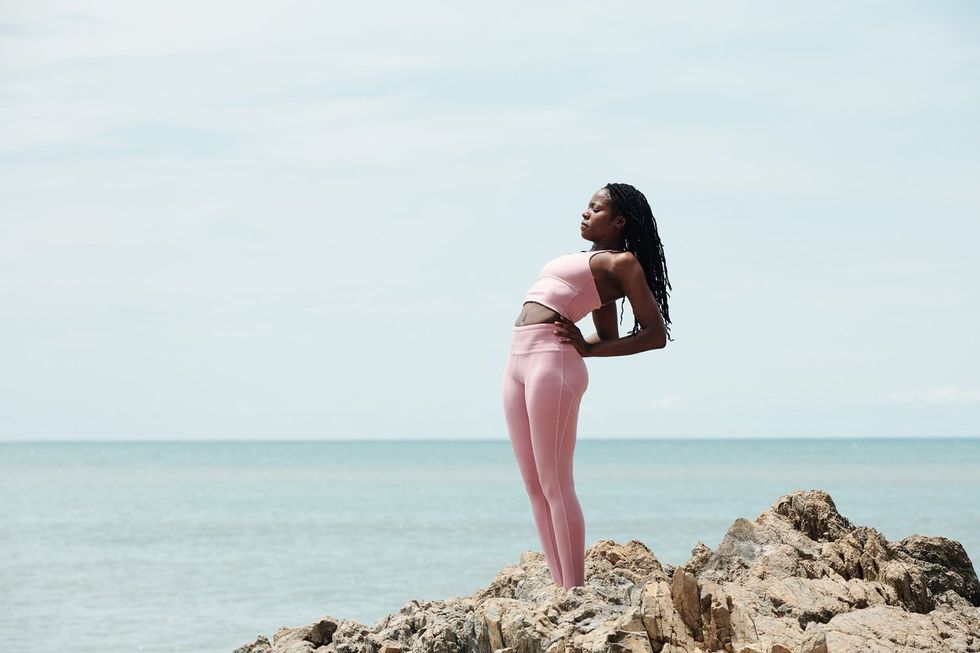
[1,1,978,440]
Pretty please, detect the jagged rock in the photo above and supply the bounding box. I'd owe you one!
[234,634,273,653]
[235,489,980,653]
[682,542,713,577]
[894,534,980,606]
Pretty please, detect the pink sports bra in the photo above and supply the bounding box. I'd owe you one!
[522,249,621,322]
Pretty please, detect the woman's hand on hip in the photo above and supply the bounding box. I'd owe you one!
[554,316,592,357]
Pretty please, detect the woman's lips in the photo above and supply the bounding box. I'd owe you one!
[580,222,588,229]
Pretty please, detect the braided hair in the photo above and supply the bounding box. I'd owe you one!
[603,182,674,342]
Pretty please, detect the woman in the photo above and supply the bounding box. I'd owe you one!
[501,182,673,589]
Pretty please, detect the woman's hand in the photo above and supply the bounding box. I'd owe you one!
[553,316,592,357]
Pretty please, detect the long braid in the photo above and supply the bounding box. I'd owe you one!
[603,182,674,342]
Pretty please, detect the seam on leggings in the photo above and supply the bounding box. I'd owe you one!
[553,348,576,584]
[561,381,582,402]
[560,350,583,401]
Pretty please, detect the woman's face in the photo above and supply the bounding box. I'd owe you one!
[580,189,624,241]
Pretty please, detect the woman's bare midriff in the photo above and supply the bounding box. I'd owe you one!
[514,301,563,327]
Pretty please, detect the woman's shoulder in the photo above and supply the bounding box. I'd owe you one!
[606,250,641,276]
[586,250,637,279]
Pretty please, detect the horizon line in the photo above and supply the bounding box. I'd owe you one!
[1,435,978,444]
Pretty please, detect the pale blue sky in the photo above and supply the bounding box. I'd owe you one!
[1,1,978,440]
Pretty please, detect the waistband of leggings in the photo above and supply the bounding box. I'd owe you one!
[509,322,574,353]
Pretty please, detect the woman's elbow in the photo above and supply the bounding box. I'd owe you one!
[645,326,668,351]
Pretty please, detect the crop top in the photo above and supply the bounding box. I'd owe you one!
[522,249,621,322]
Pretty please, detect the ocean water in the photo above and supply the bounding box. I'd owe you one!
[0,438,977,653]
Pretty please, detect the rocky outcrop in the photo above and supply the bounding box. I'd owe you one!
[234,489,980,653]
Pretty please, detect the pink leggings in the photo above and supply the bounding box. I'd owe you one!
[501,322,588,588]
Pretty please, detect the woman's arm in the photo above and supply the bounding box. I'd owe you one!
[585,257,667,357]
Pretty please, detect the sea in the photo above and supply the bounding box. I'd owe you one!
[1,438,977,653]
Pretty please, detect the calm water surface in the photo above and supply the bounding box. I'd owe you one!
[1,438,977,652]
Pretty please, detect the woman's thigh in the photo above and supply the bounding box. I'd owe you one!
[522,350,588,475]
[502,353,540,489]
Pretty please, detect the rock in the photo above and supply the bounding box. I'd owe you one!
[895,534,980,606]
[234,635,273,653]
[670,568,703,639]
[235,489,980,653]
[769,490,855,542]
[640,579,700,651]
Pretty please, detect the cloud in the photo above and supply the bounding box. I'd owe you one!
[649,393,683,408]
[888,385,980,405]
[2,2,978,440]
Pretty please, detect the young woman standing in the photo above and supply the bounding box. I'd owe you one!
[501,182,674,589]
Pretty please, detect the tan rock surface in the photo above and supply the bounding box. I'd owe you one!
[235,490,979,653]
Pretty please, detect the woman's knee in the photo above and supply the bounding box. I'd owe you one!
[520,471,547,500]
[537,469,575,503]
